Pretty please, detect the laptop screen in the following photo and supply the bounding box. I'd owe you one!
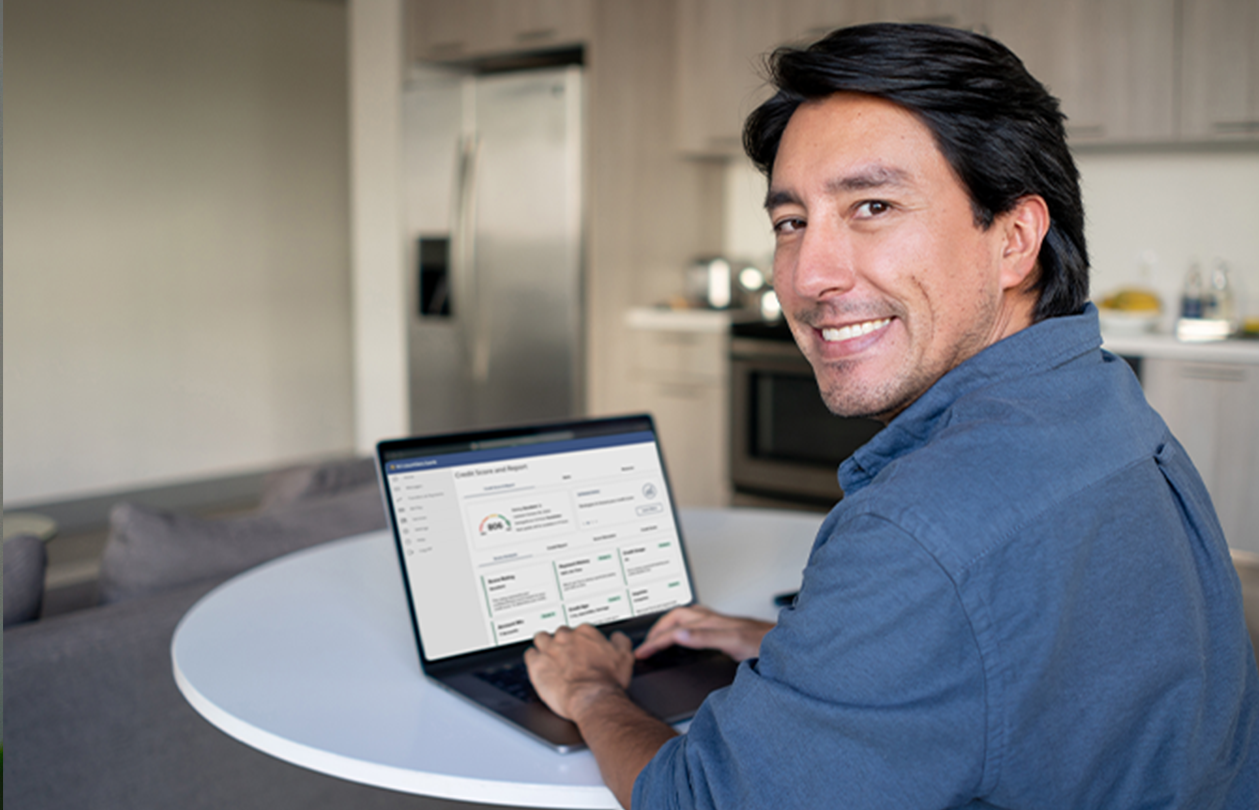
[378,415,695,662]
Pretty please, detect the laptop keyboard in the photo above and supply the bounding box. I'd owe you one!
[476,644,715,703]
[477,663,539,702]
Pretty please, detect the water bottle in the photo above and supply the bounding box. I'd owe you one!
[1180,263,1204,320]
[1206,260,1237,330]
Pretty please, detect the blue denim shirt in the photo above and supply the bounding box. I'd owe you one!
[634,306,1258,809]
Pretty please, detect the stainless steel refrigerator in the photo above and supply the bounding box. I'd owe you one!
[402,65,584,435]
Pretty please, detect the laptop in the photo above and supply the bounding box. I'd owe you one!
[376,414,739,752]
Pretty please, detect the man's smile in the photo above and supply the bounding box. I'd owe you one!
[820,318,893,343]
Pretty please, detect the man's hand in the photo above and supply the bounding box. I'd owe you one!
[526,625,676,809]
[635,605,774,662]
[525,624,635,722]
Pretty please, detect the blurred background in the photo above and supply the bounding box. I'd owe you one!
[5,0,1259,549]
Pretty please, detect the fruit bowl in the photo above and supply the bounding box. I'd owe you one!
[1098,308,1160,336]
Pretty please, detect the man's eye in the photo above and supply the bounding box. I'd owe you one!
[773,217,805,235]
[855,200,892,217]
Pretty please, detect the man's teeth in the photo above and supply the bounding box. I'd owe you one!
[821,318,891,342]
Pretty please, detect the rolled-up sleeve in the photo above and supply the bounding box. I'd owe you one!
[632,514,993,809]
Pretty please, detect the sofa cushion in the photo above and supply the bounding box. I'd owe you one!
[260,456,378,510]
[98,484,387,605]
[4,533,48,627]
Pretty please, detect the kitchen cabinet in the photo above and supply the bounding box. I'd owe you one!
[407,0,591,63]
[775,0,982,42]
[985,0,1177,144]
[781,0,984,41]
[780,0,873,43]
[674,0,1259,153]
[1142,357,1259,554]
[674,0,987,155]
[625,309,732,507]
[1180,0,1259,141]
[673,0,785,155]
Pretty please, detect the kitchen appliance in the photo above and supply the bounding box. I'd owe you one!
[684,256,772,312]
[403,64,584,435]
[685,257,735,309]
[730,321,883,508]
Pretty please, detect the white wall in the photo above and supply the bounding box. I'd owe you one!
[724,150,1259,328]
[1078,150,1259,332]
[3,0,355,505]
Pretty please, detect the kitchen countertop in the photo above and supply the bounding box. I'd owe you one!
[627,308,1259,365]
[625,307,761,332]
[1101,332,1259,364]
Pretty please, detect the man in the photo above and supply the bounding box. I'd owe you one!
[526,23,1258,808]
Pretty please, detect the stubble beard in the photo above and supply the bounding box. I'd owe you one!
[789,299,996,424]
[787,302,923,423]
[810,355,923,423]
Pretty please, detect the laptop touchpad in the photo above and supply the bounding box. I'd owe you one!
[628,655,739,722]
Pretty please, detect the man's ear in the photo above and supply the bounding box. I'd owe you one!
[998,195,1050,293]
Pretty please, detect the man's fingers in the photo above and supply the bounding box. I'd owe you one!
[634,631,677,659]
[636,610,774,662]
[636,606,723,657]
[637,607,707,654]
[639,624,710,653]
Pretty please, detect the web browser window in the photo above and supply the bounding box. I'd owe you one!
[383,430,693,661]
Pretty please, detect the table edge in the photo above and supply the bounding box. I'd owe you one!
[169,537,620,809]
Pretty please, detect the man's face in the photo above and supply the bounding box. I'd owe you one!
[768,93,1036,422]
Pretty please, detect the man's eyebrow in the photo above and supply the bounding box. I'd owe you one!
[764,187,801,210]
[764,165,913,210]
[828,165,912,193]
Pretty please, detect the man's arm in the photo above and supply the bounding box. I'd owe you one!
[524,624,677,809]
[525,610,775,808]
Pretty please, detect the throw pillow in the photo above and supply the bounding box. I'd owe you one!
[98,484,387,605]
[259,457,378,510]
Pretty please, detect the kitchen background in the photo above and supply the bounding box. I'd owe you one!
[727,152,1259,331]
[5,0,1259,554]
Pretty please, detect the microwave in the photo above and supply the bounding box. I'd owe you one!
[730,325,883,508]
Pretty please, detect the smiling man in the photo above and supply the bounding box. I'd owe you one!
[526,23,1258,809]
[765,92,1044,422]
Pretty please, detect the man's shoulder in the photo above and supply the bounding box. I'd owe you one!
[836,356,1169,571]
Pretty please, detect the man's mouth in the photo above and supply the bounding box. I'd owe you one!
[820,318,892,343]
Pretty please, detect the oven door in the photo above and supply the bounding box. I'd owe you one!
[730,337,883,506]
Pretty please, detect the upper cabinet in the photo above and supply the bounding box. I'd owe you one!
[673,0,1259,155]
[403,0,1259,149]
[675,0,986,156]
[407,0,591,63]
[1180,0,1259,141]
[985,0,1177,145]
[781,0,985,42]
[673,0,786,156]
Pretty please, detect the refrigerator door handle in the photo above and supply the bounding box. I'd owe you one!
[452,132,489,383]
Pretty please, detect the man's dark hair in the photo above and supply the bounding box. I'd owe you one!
[744,23,1089,321]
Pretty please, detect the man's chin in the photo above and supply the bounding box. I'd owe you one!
[817,380,913,424]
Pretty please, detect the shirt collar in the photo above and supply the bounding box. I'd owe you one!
[838,304,1103,496]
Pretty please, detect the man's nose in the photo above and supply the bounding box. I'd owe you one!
[788,219,856,300]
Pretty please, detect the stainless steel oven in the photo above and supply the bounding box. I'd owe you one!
[730,322,883,509]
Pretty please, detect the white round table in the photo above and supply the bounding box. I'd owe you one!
[171,507,823,809]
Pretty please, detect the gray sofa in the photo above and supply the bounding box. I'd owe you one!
[3,459,495,810]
